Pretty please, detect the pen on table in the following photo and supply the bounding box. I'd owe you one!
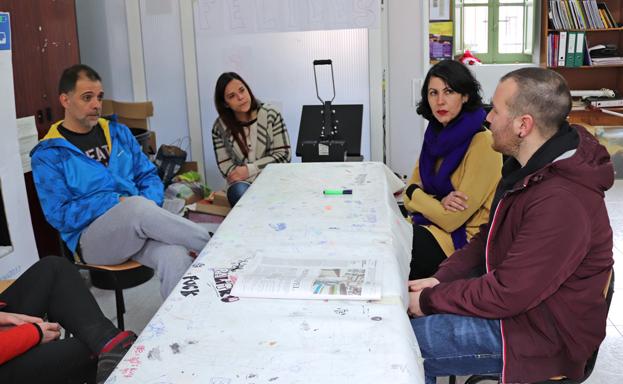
[323,189,353,195]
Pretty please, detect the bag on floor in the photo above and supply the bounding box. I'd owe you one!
[154,144,187,186]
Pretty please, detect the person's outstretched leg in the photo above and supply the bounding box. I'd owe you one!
[411,314,502,383]
[0,257,119,352]
[132,240,193,298]
[0,337,96,384]
[80,196,211,265]
[0,257,136,384]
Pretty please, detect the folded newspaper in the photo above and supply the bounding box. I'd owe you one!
[231,256,382,300]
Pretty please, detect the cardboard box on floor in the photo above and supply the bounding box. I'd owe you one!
[194,191,231,217]
[102,99,153,130]
[103,99,198,176]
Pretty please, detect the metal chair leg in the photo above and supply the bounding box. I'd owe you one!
[115,287,126,330]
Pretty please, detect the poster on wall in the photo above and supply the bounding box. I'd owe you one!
[429,0,451,21]
[429,21,453,63]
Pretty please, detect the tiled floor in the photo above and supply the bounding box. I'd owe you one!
[90,181,623,383]
[593,179,623,384]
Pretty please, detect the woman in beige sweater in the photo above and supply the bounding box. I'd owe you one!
[212,72,291,206]
[403,60,502,279]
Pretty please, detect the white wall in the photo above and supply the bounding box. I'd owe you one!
[386,0,428,179]
[139,0,191,153]
[75,0,538,185]
[78,0,192,161]
[468,63,538,103]
[76,0,134,101]
[195,28,372,190]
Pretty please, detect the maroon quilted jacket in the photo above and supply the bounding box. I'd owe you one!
[419,125,614,383]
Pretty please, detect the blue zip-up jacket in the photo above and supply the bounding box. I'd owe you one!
[30,118,163,253]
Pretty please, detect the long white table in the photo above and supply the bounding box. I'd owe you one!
[108,162,423,384]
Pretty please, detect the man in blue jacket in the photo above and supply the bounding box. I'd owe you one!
[31,64,210,298]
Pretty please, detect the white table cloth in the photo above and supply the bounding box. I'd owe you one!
[108,162,423,384]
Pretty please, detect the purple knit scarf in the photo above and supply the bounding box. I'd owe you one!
[413,107,486,250]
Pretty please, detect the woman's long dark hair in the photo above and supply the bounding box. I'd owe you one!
[214,72,259,157]
[416,60,483,122]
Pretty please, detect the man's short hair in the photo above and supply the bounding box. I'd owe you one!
[58,64,101,95]
[500,67,571,137]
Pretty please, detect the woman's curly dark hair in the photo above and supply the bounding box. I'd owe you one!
[416,60,483,122]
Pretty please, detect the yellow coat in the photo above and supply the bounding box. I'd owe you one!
[403,130,502,256]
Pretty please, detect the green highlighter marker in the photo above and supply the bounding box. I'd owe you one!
[323,189,353,195]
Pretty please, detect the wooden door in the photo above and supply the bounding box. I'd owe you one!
[0,0,79,258]
[0,0,78,136]
[0,0,48,135]
[38,0,80,129]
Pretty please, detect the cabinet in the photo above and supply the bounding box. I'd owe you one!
[0,0,79,258]
[540,0,623,124]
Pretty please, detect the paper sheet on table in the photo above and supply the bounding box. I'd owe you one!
[231,256,382,300]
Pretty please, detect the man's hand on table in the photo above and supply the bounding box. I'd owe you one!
[407,277,439,317]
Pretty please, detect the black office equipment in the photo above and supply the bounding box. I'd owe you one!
[296,104,363,159]
[297,59,363,162]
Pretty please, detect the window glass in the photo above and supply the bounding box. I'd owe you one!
[498,6,524,53]
[524,2,534,54]
[463,6,489,54]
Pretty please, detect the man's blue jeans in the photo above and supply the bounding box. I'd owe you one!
[227,181,251,206]
[411,314,503,384]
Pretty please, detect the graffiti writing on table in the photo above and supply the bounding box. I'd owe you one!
[180,275,199,297]
[212,268,239,302]
[211,257,251,303]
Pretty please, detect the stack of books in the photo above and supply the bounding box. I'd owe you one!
[549,0,617,30]
[583,94,623,108]
[589,44,623,66]
[547,31,586,67]
[591,57,623,65]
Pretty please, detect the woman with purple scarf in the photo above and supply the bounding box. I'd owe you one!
[403,60,502,279]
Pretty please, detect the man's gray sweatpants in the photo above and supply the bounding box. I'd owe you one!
[80,196,211,298]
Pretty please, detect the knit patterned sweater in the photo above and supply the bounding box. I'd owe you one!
[212,104,291,184]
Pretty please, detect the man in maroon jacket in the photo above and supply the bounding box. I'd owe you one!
[408,67,614,384]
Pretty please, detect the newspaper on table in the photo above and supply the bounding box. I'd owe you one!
[231,256,382,300]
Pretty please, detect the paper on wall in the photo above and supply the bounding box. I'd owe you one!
[17,116,37,172]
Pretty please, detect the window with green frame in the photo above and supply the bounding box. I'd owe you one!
[454,0,536,64]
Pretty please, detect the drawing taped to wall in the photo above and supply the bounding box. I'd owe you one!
[197,0,379,35]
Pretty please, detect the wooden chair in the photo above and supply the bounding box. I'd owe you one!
[59,237,154,330]
[459,270,615,384]
[0,279,15,294]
